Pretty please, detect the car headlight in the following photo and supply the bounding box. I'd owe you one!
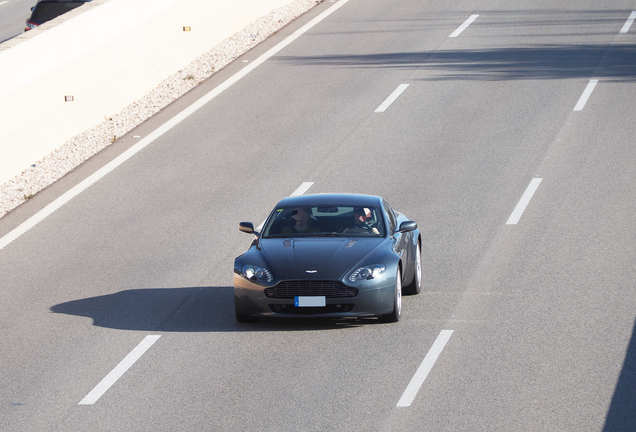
[242,265,273,283]
[349,264,386,281]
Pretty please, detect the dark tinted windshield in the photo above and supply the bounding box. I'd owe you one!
[30,2,85,25]
[263,205,385,238]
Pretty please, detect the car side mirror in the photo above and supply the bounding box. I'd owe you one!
[239,222,255,234]
[398,221,417,232]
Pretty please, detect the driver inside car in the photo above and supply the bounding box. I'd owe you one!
[344,207,380,234]
[282,207,321,234]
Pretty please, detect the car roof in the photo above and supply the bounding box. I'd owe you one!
[276,193,383,208]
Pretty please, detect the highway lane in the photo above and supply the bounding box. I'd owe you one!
[401,80,636,430]
[1,0,636,430]
[385,5,636,429]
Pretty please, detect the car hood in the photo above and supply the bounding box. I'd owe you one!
[260,237,384,280]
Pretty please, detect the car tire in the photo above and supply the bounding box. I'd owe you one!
[403,241,422,295]
[381,268,402,323]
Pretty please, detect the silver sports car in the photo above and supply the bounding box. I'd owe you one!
[233,193,421,323]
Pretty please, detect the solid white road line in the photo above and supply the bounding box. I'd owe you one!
[620,11,636,33]
[573,79,598,111]
[375,84,409,112]
[256,182,314,230]
[449,15,479,38]
[79,335,161,405]
[506,178,542,225]
[397,330,453,408]
[0,0,350,252]
[0,1,10,6]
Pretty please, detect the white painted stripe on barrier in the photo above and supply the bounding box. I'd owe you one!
[449,14,479,38]
[574,79,598,111]
[375,84,409,112]
[506,178,542,225]
[620,11,636,33]
[0,1,348,252]
[79,335,161,405]
[397,330,453,407]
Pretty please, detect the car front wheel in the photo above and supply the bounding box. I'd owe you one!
[381,268,402,323]
[403,241,422,295]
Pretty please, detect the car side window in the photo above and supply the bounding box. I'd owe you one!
[383,201,396,234]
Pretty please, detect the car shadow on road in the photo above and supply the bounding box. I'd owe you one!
[50,287,376,332]
[603,317,636,431]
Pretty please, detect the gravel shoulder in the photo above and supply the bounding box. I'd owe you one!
[0,0,320,219]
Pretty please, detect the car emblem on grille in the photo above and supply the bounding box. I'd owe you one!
[305,270,318,273]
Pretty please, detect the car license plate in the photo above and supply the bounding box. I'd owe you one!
[295,296,326,307]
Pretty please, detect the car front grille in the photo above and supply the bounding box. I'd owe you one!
[264,281,358,299]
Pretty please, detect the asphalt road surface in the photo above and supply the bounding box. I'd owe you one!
[0,0,33,42]
[1,0,636,430]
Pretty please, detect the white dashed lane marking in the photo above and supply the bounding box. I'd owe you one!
[375,84,409,113]
[507,178,542,225]
[79,335,161,405]
[291,182,314,196]
[397,330,454,407]
[573,79,599,111]
[449,14,479,38]
[620,11,636,33]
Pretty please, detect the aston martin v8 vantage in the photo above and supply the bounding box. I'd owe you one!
[233,194,421,323]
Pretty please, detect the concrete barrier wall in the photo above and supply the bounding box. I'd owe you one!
[0,0,297,185]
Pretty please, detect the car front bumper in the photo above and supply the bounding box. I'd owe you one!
[233,273,396,319]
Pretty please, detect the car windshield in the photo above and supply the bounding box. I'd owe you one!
[30,2,85,25]
[262,205,385,238]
